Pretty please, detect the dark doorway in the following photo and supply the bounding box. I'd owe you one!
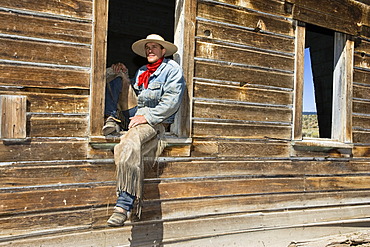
[106,0,176,78]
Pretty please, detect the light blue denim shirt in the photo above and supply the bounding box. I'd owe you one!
[132,58,185,126]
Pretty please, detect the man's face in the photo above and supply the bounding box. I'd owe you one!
[145,42,166,63]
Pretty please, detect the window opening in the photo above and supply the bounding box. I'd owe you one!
[304,24,334,139]
[106,0,175,78]
[106,0,176,133]
[302,48,318,138]
[293,22,353,144]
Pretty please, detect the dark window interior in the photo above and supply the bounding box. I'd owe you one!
[305,24,334,138]
[106,0,176,78]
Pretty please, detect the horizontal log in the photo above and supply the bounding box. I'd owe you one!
[353,100,370,115]
[0,37,91,67]
[353,130,370,144]
[353,84,370,100]
[196,40,294,71]
[0,209,92,238]
[355,39,370,54]
[0,186,116,215]
[354,53,370,70]
[0,163,115,188]
[306,176,370,191]
[196,21,294,54]
[0,139,87,162]
[28,115,88,137]
[353,114,370,130]
[287,0,362,35]
[208,0,290,18]
[158,160,370,179]
[193,101,291,123]
[0,91,89,114]
[353,145,370,157]
[192,140,290,157]
[194,80,292,105]
[197,1,294,36]
[194,61,294,89]
[4,206,370,247]
[354,69,370,85]
[192,121,291,139]
[0,64,90,89]
[1,0,92,20]
[0,11,92,44]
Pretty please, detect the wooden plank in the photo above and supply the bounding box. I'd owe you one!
[14,92,88,114]
[156,191,370,221]
[353,145,370,157]
[332,34,353,143]
[0,209,92,238]
[353,114,370,129]
[194,61,294,89]
[353,100,370,115]
[0,11,92,44]
[354,69,370,85]
[0,95,27,139]
[196,40,294,71]
[193,101,291,123]
[0,38,91,67]
[1,207,368,247]
[171,0,197,138]
[353,84,370,100]
[353,130,370,143]
[144,177,305,200]
[158,160,370,179]
[194,80,292,105]
[208,0,291,18]
[0,186,116,215]
[0,0,93,20]
[292,24,305,140]
[354,52,370,70]
[196,20,295,54]
[192,121,291,139]
[28,115,88,137]
[287,0,362,35]
[0,163,115,187]
[91,190,370,227]
[355,39,370,54]
[197,1,294,36]
[191,140,289,157]
[306,176,370,191]
[0,140,87,162]
[89,0,109,136]
[0,64,90,89]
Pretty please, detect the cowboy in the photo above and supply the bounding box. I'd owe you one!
[106,34,185,227]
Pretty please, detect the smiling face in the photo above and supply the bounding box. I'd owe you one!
[145,42,166,63]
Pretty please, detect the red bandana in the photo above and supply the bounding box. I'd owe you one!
[138,57,164,89]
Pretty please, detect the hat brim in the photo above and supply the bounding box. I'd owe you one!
[132,39,178,58]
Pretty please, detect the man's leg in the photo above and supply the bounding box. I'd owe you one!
[103,77,123,135]
[107,191,136,227]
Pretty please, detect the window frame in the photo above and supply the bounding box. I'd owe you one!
[89,0,195,142]
[292,22,354,148]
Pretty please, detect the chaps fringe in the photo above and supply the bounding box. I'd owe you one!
[114,124,165,218]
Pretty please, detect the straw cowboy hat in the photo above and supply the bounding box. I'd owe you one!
[132,34,178,58]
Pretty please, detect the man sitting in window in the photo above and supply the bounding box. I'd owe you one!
[106,34,185,227]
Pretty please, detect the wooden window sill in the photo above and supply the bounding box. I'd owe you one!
[292,138,353,154]
[89,134,192,157]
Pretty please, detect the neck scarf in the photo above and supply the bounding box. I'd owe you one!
[138,57,164,89]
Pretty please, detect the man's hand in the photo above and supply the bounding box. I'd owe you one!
[128,115,147,129]
[112,63,128,74]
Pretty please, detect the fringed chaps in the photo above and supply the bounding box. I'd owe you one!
[113,123,165,217]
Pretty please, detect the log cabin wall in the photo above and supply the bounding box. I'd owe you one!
[1,0,370,247]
